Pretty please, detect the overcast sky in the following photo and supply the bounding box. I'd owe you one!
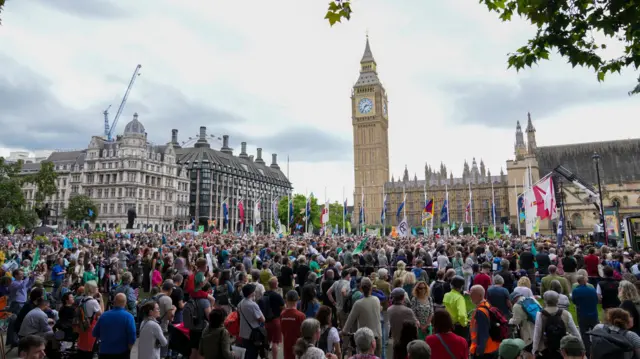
[0,0,637,203]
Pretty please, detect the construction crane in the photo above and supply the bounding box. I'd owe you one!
[104,64,142,141]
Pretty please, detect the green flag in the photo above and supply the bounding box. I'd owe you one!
[451,222,456,230]
[198,225,205,233]
[346,221,351,234]
[503,223,510,235]
[488,226,496,239]
[352,237,368,255]
[531,241,538,268]
[31,248,40,271]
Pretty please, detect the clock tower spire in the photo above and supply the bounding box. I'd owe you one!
[352,35,390,227]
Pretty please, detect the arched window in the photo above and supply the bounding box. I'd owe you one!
[611,197,621,208]
[571,213,583,228]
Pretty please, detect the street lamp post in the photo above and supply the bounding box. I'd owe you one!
[592,152,608,245]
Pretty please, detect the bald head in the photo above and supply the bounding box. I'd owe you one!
[470,285,485,305]
[114,293,127,308]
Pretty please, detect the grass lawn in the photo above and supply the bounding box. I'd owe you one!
[463,295,604,323]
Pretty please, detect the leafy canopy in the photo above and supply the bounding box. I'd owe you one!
[0,158,39,229]
[64,194,99,222]
[324,0,640,94]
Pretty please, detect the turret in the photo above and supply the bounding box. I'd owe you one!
[526,112,537,154]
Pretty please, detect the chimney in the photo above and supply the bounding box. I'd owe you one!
[194,126,210,148]
[255,148,265,165]
[221,134,233,155]
[239,142,248,159]
[249,155,254,162]
[171,129,181,148]
[270,153,280,170]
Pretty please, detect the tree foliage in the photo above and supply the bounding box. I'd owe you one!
[325,0,640,94]
[0,0,4,25]
[0,158,39,229]
[27,161,58,207]
[64,194,99,223]
[277,194,321,230]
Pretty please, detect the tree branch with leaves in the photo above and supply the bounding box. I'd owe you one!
[324,0,640,94]
[64,194,98,223]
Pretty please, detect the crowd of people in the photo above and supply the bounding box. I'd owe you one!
[1,228,640,359]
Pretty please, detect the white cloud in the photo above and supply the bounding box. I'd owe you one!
[0,0,638,204]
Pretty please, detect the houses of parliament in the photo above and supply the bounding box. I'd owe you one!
[351,36,640,235]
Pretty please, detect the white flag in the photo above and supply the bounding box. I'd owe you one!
[397,217,409,238]
[254,201,261,225]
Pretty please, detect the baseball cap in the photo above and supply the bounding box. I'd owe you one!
[499,338,526,359]
[560,335,585,356]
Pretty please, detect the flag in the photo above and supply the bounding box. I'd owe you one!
[491,202,496,223]
[359,191,365,224]
[272,199,278,224]
[465,201,471,223]
[532,176,557,220]
[31,248,40,270]
[451,222,456,230]
[346,221,351,234]
[458,225,464,234]
[557,214,564,246]
[353,237,368,255]
[343,199,347,218]
[289,199,294,224]
[254,200,261,225]
[412,227,417,236]
[223,200,229,224]
[503,223,510,235]
[423,198,434,220]
[238,200,245,224]
[306,193,313,220]
[88,209,94,217]
[531,241,538,268]
[396,195,406,221]
[488,226,495,239]
[533,217,540,236]
[6,225,15,234]
[381,195,387,223]
[440,200,448,223]
[397,217,409,238]
[321,202,329,225]
[517,196,525,222]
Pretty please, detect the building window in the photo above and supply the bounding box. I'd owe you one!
[571,213,583,228]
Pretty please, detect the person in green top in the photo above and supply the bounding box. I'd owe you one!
[82,263,98,284]
[309,254,321,274]
[442,276,468,341]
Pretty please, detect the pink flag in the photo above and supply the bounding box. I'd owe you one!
[532,177,557,220]
[238,200,245,223]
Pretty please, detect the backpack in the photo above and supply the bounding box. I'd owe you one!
[183,298,205,330]
[224,310,240,337]
[431,281,446,305]
[588,326,635,359]
[258,293,275,322]
[72,297,93,333]
[215,283,230,305]
[478,302,509,342]
[343,289,357,314]
[520,297,542,323]
[542,309,566,351]
[317,327,331,354]
[371,288,388,310]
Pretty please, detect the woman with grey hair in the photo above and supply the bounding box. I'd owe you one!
[293,318,337,359]
[549,280,569,310]
[531,290,581,356]
[377,249,388,267]
[351,327,378,358]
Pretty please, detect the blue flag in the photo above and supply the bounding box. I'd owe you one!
[396,198,405,221]
[440,200,448,223]
[381,195,387,223]
[223,202,229,224]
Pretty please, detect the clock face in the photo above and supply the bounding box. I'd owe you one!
[383,102,387,115]
[358,98,373,114]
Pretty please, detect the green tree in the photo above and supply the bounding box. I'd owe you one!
[64,194,99,223]
[28,161,58,207]
[0,158,39,229]
[325,0,640,94]
[277,194,320,231]
[327,201,345,230]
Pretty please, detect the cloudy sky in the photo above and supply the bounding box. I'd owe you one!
[1,0,637,203]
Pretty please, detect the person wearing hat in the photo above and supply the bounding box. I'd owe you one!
[387,287,418,342]
[499,338,526,359]
[508,291,536,354]
[560,335,585,359]
[407,340,431,359]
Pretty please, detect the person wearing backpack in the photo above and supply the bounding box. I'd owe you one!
[75,281,102,359]
[112,272,138,317]
[589,308,640,359]
[260,277,285,359]
[508,291,538,356]
[469,285,500,359]
[183,273,212,359]
[532,291,581,359]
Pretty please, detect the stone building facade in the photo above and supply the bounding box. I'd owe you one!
[506,113,640,235]
[384,159,510,230]
[352,36,390,226]
[20,114,191,231]
[173,127,292,233]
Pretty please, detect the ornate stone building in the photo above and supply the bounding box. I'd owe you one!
[506,113,640,235]
[352,36,390,226]
[384,159,510,229]
[20,114,192,230]
[173,127,291,233]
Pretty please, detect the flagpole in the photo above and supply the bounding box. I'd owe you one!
[491,179,496,233]
[514,178,520,237]
[324,186,327,235]
[469,182,473,235]
[361,178,365,236]
[423,182,427,237]
[342,187,345,236]
[382,185,386,237]
[446,183,450,238]
[305,189,309,234]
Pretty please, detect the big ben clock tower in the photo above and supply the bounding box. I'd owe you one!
[352,36,390,228]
